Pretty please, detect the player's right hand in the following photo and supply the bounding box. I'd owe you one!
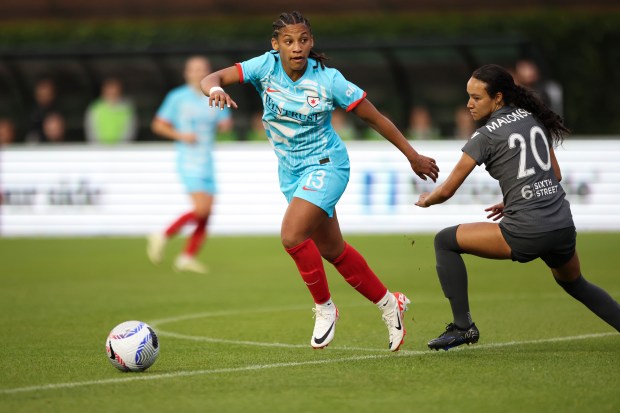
[411,154,439,182]
[209,91,238,110]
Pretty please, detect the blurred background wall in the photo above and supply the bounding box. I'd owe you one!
[0,1,619,143]
[2,1,619,237]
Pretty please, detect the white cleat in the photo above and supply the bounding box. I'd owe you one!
[173,254,208,274]
[147,233,167,264]
[380,292,411,352]
[311,301,339,349]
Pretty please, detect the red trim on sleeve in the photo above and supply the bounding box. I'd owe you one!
[345,91,367,112]
[235,63,244,83]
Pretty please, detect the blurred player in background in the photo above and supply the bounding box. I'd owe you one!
[148,56,233,274]
[416,64,620,350]
[201,11,438,351]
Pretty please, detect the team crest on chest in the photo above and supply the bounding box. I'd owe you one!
[307,95,320,107]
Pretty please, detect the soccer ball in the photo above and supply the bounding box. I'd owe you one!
[105,320,160,372]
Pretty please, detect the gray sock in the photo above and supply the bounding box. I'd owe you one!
[435,226,472,329]
[555,275,620,332]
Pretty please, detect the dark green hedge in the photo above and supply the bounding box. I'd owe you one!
[1,10,619,133]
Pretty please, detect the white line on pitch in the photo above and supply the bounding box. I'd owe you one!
[0,332,615,395]
[154,330,617,354]
[150,306,399,352]
[148,304,362,327]
[156,330,399,353]
[150,308,618,353]
[0,354,392,395]
[157,330,310,349]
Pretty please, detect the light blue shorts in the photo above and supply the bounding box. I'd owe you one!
[178,158,216,194]
[279,158,350,217]
[180,174,216,194]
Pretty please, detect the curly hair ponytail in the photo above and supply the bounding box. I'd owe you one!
[472,64,569,146]
[271,11,328,70]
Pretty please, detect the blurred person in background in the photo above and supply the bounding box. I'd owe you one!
[26,78,63,143]
[0,117,16,145]
[416,64,620,351]
[40,112,66,143]
[453,106,477,139]
[408,105,440,140]
[514,59,563,117]
[84,77,138,144]
[147,56,233,274]
[201,11,439,351]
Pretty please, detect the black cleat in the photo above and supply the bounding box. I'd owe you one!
[428,323,480,351]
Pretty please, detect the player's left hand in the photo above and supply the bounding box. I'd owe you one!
[485,202,505,221]
[415,192,431,208]
[411,154,439,182]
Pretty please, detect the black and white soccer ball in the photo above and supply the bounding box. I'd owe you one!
[105,320,159,372]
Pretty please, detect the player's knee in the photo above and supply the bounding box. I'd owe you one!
[553,270,582,284]
[434,225,462,253]
[193,206,211,220]
[554,273,585,296]
[281,222,314,249]
[281,232,304,250]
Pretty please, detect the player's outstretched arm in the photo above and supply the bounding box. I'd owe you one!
[151,118,196,143]
[200,66,240,110]
[415,152,477,208]
[352,98,439,182]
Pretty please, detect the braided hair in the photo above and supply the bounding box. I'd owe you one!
[472,64,570,146]
[271,11,328,70]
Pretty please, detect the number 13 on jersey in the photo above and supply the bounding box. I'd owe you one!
[304,170,326,191]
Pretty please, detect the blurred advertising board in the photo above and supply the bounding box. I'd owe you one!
[1,140,618,236]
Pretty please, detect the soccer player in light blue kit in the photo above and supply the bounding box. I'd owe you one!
[201,11,439,351]
[148,56,233,274]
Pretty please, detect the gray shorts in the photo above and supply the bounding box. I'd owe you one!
[500,225,576,268]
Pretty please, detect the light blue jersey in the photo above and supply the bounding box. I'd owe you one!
[236,51,366,175]
[236,52,366,216]
[156,84,231,193]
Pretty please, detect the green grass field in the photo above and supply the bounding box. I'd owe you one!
[0,233,619,412]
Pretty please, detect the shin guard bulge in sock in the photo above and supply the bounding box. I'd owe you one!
[286,238,331,304]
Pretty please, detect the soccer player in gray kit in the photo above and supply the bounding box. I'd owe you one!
[416,64,620,350]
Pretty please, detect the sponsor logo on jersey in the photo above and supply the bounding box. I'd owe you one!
[265,94,320,123]
[307,95,320,107]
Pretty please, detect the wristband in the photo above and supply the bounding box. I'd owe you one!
[209,86,225,95]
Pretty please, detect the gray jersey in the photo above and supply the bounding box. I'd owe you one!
[462,106,573,234]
